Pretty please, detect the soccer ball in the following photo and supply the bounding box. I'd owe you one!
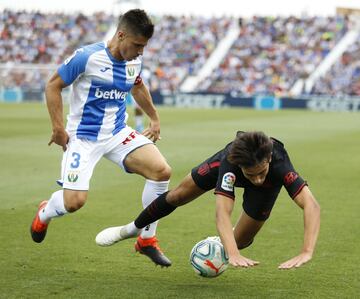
[190,236,229,278]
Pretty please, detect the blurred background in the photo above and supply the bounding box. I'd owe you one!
[1,0,360,111]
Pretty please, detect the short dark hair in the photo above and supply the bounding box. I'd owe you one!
[117,9,154,39]
[227,131,273,168]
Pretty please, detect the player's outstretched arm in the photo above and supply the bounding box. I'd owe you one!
[215,195,259,268]
[279,186,320,269]
[45,72,69,151]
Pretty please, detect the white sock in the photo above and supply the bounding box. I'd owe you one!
[124,221,141,236]
[39,190,68,224]
[140,179,169,239]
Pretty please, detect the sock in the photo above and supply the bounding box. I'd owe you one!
[140,180,169,239]
[135,116,144,132]
[39,190,68,224]
[123,221,141,236]
[134,191,177,229]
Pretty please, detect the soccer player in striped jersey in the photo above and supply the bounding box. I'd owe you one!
[30,9,172,267]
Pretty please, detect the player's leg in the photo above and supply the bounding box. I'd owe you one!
[233,187,281,249]
[101,129,171,266]
[96,141,217,266]
[134,174,206,228]
[124,142,171,180]
[233,211,265,249]
[31,189,89,243]
[123,143,172,266]
[30,137,101,243]
[39,190,88,222]
[96,155,215,244]
[123,143,171,238]
[95,174,205,243]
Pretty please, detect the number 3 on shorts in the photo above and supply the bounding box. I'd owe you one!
[70,152,81,169]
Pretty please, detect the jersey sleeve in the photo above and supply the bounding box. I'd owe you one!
[57,48,90,86]
[277,151,307,199]
[214,158,238,200]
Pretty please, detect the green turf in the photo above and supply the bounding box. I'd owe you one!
[0,103,359,298]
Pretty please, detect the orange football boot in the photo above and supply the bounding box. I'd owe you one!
[135,236,172,267]
[30,201,49,243]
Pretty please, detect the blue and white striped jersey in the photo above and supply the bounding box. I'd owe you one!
[58,42,142,141]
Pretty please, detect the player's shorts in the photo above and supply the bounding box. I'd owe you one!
[190,149,224,191]
[191,159,281,222]
[241,187,281,221]
[58,126,153,191]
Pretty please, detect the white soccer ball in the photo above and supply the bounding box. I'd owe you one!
[190,236,229,278]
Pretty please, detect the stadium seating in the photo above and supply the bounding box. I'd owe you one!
[311,37,360,96]
[142,15,232,92]
[0,10,358,98]
[0,10,114,64]
[196,16,349,96]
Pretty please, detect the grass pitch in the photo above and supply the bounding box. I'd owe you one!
[0,103,359,298]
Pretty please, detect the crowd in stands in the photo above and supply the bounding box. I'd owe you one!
[143,15,232,92]
[196,16,349,96]
[0,9,358,98]
[0,10,114,64]
[0,10,230,94]
[311,37,360,96]
[0,10,114,92]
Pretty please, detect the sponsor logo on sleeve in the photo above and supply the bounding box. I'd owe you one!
[283,172,298,186]
[221,172,236,192]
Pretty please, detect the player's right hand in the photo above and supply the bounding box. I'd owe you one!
[228,254,259,268]
[143,119,161,143]
[48,129,69,151]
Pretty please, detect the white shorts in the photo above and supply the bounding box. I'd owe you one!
[58,126,153,191]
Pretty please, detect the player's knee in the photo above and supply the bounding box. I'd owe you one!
[152,163,172,181]
[236,239,254,250]
[64,192,87,212]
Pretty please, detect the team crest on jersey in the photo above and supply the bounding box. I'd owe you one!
[67,171,79,183]
[126,64,140,84]
[283,172,298,186]
[221,172,236,191]
[127,66,136,77]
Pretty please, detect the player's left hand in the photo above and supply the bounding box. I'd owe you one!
[278,252,312,269]
[142,120,161,142]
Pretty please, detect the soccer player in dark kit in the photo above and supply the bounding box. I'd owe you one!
[96,131,320,269]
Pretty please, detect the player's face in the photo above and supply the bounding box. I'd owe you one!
[241,159,270,186]
[118,31,149,61]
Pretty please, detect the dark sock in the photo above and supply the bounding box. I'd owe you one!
[134,191,176,228]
